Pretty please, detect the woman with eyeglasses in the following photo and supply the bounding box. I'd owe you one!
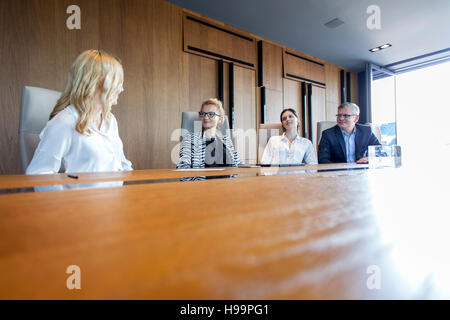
[261,108,317,165]
[177,98,240,168]
[26,50,132,174]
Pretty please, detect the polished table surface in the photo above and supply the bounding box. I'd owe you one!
[0,163,367,189]
[1,164,449,299]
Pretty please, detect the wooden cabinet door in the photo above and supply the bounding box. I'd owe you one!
[233,65,257,164]
[311,85,327,149]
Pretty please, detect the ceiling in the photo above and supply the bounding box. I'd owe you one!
[168,0,450,72]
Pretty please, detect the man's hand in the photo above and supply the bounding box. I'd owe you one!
[356,157,368,164]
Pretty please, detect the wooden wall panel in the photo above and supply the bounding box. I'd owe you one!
[283,79,303,135]
[283,79,301,114]
[311,86,327,148]
[325,63,340,104]
[326,101,338,122]
[114,0,183,169]
[184,14,256,69]
[265,89,283,124]
[324,63,340,121]
[261,41,283,91]
[233,66,257,164]
[284,51,325,86]
[185,54,218,112]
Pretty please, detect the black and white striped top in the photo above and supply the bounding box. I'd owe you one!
[177,131,241,168]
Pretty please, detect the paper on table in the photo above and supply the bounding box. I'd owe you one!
[174,168,226,171]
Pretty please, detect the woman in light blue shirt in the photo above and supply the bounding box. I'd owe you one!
[261,108,317,165]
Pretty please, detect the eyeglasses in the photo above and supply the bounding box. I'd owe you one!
[199,112,220,118]
[336,114,356,118]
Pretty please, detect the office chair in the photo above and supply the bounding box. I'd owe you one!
[316,121,336,150]
[180,111,230,140]
[19,86,61,172]
[257,123,283,163]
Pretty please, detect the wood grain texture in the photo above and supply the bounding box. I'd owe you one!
[264,88,283,124]
[183,14,256,69]
[0,163,368,189]
[311,86,327,149]
[185,54,219,112]
[1,166,448,299]
[325,63,340,104]
[283,79,302,134]
[233,66,257,163]
[261,41,283,91]
[284,51,325,86]
[326,101,339,122]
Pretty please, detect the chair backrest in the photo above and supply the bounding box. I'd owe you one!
[316,121,336,149]
[257,123,283,163]
[180,112,230,139]
[19,86,61,172]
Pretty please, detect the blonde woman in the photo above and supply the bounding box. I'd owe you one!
[26,50,132,174]
[177,98,240,168]
[261,108,317,165]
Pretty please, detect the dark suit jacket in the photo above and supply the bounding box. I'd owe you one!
[318,124,381,163]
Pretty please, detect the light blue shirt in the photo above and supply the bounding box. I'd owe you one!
[340,128,356,163]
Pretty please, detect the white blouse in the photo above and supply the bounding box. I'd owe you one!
[261,133,318,165]
[26,105,133,174]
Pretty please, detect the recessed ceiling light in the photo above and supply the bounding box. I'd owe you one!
[369,43,392,52]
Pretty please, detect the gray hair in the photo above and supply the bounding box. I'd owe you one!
[338,102,360,115]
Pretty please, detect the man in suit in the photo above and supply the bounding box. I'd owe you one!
[318,103,380,163]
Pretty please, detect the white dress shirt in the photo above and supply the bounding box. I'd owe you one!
[261,133,317,165]
[26,105,133,174]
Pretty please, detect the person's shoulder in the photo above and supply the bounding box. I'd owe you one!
[109,111,118,122]
[48,105,77,128]
[221,133,234,143]
[108,112,119,129]
[268,135,283,142]
[298,136,313,145]
[180,129,194,142]
[356,123,372,133]
[323,125,339,135]
[264,135,283,146]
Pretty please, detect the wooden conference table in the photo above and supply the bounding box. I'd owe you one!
[0,163,449,299]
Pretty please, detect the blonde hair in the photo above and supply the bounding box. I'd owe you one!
[200,98,225,127]
[50,50,124,135]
